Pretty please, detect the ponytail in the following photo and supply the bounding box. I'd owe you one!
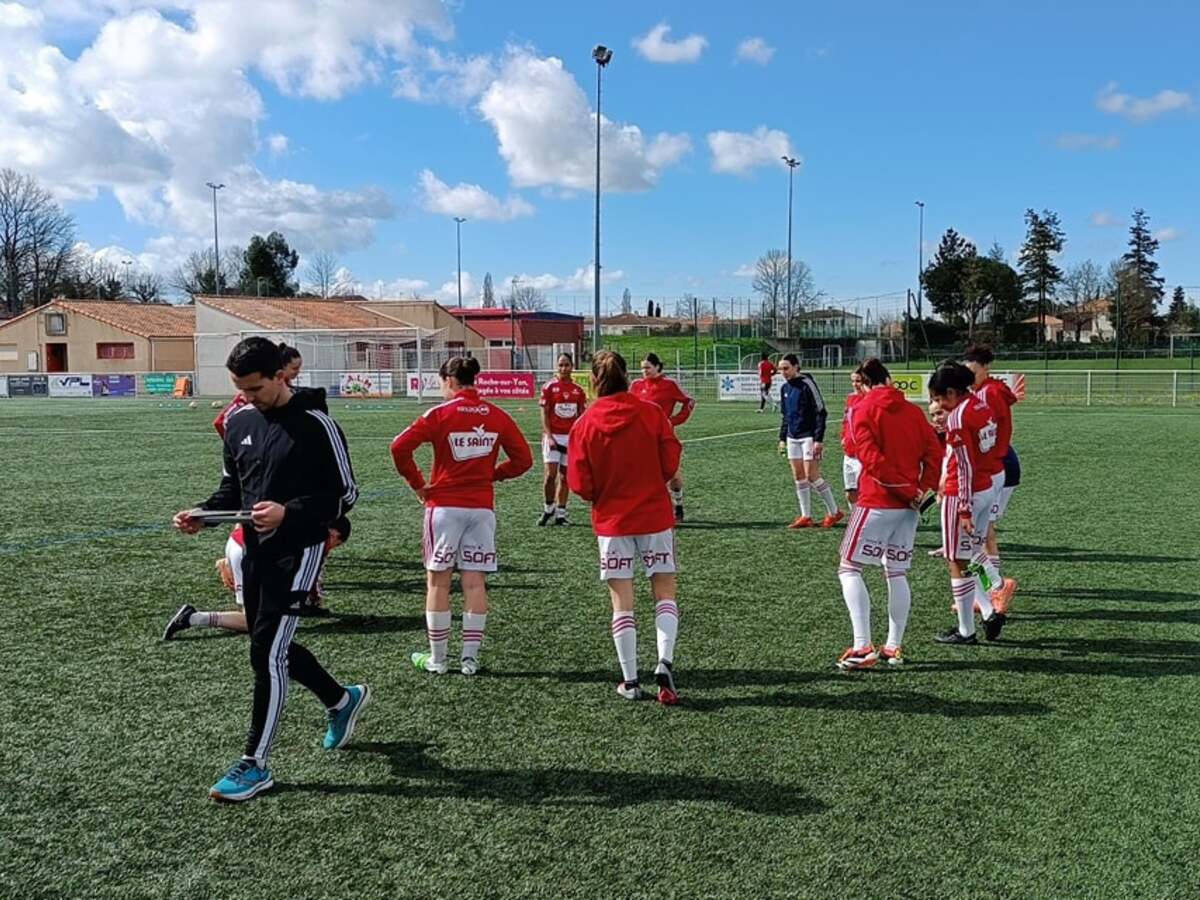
[440,355,481,386]
[591,350,629,396]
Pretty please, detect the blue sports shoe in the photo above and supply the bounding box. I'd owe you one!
[323,683,371,750]
[209,759,273,802]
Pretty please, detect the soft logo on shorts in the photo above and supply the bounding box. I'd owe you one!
[601,555,634,572]
[461,547,498,565]
[431,548,458,565]
[860,543,913,563]
[642,551,672,568]
[449,425,499,461]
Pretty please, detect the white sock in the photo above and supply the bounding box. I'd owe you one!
[670,486,684,505]
[951,577,975,636]
[988,555,1002,579]
[885,571,912,649]
[973,578,995,620]
[654,599,679,663]
[555,505,567,518]
[188,612,216,628]
[812,478,839,516]
[611,612,638,682]
[461,612,486,661]
[794,480,812,517]
[544,502,555,514]
[329,690,349,712]
[837,564,871,648]
[425,609,451,664]
[971,551,1002,590]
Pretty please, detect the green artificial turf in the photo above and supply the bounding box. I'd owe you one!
[0,398,1197,899]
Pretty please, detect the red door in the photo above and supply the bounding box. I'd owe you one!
[46,343,68,373]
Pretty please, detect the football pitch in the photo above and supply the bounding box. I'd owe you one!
[1,398,1197,899]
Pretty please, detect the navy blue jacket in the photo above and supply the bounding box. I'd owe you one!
[778,374,828,442]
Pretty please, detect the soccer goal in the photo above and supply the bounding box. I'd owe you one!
[1168,333,1200,358]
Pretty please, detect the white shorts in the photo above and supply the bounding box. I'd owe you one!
[839,507,919,572]
[940,487,996,560]
[597,529,677,581]
[989,471,1014,522]
[541,433,570,466]
[786,437,815,461]
[423,506,498,572]
[843,456,863,491]
[225,535,245,606]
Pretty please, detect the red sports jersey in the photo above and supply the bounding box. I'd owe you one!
[850,386,942,509]
[568,392,682,536]
[841,392,866,457]
[539,377,587,434]
[758,359,775,385]
[230,524,245,547]
[390,388,533,509]
[630,376,694,428]
[213,393,249,438]
[942,395,997,510]
[974,376,1018,462]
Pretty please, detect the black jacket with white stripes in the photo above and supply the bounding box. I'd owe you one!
[200,388,358,557]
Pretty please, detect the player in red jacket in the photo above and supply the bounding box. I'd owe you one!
[836,360,942,669]
[568,351,684,705]
[929,362,1012,645]
[391,357,533,676]
[964,344,1020,613]
[840,366,868,507]
[757,353,777,413]
[630,352,694,522]
[538,353,588,526]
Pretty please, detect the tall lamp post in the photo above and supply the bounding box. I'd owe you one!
[591,44,613,353]
[206,182,225,295]
[510,276,520,369]
[782,157,801,340]
[454,217,466,307]
[915,200,925,319]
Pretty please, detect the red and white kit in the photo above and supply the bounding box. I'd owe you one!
[391,388,533,573]
[840,386,942,571]
[630,376,695,429]
[841,391,866,490]
[567,392,683,581]
[212,393,250,438]
[940,395,999,559]
[539,377,587,465]
[974,376,1019,522]
[224,525,246,605]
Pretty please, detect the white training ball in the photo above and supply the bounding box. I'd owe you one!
[211,400,222,408]
[188,400,198,409]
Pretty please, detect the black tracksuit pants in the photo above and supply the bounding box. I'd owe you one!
[241,541,343,765]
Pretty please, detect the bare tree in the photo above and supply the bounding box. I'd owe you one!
[1063,260,1105,308]
[511,284,547,311]
[127,271,165,303]
[304,250,340,298]
[0,168,78,314]
[169,246,244,299]
[752,249,819,332]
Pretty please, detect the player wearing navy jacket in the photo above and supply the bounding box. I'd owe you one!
[776,354,842,528]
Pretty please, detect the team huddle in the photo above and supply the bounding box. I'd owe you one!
[165,337,1019,802]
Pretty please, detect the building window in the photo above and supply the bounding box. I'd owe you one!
[0,343,17,362]
[45,313,67,335]
[97,342,135,360]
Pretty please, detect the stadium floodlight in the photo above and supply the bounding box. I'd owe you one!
[782,157,802,339]
[592,45,613,352]
[206,182,225,295]
[454,217,466,307]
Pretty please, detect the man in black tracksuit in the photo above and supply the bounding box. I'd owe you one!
[173,337,370,802]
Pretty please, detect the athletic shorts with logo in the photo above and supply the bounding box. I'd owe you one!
[840,506,919,571]
[225,533,245,606]
[541,432,570,466]
[787,437,816,461]
[597,529,677,581]
[991,447,1020,522]
[842,456,862,490]
[423,506,498,572]
[941,487,996,559]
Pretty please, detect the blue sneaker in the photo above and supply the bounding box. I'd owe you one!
[323,683,371,750]
[209,759,273,802]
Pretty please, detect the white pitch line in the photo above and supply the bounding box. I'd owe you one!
[0,428,216,437]
[682,427,778,444]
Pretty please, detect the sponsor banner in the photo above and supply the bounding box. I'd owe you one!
[49,374,93,398]
[340,372,393,399]
[0,375,7,398]
[474,371,535,399]
[571,371,595,400]
[717,372,784,401]
[143,373,181,395]
[93,374,137,398]
[7,375,48,397]
[406,372,442,398]
[891,372,927,401]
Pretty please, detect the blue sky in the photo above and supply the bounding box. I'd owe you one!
[8,1,1197,315]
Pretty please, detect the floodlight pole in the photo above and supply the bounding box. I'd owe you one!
[454,217,466,307]
[206,182,225,295]
[782,157,801,340]
[592,44,613,354]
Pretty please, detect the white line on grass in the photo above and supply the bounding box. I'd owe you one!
[681,427,778,444]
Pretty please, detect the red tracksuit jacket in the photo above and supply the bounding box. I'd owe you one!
[943,395,998,511]
[630,376,694,429]
[850,386,943,509]
[974,376,1018,468]
[390,388,532,509]
[567,392,682,537]
[841,391,866,458]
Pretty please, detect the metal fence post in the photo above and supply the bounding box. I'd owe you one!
[1086,370,1092,407]
[1172,371,1178,408]
[416,327,423,402]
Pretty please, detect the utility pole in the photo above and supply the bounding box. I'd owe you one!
[454,217,466,307]
[782,157,802,339]
[206,182,225,295]
[592,44,613,353]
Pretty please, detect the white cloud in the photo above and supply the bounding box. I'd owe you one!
[1096,81,1194,122]
[393,47,495,105]
[1154,227,1182,243]
[435,270,478,304]
[735,37,775,65]
[707,127,795,175]
[732,262,756,278]
[266,133,289,157]
[478,49,691,192]
[632,22,707,64]
[504,265,625,293]
[1090,211,1118,227]
[418,169,533,221]
[1056,133,1120,151]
